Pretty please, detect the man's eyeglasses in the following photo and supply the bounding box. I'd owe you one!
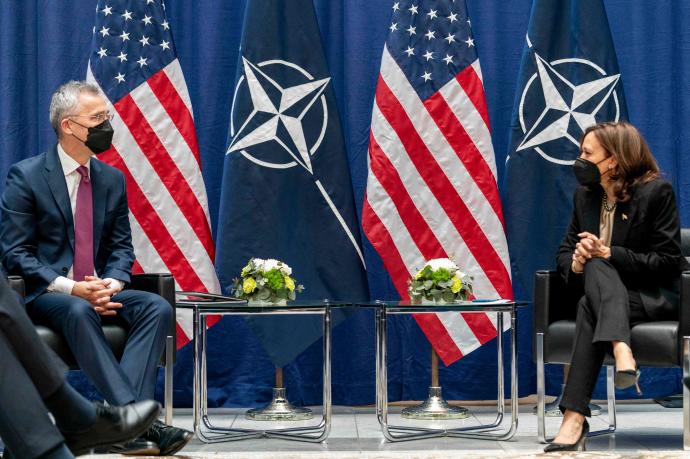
[69,112,114,123]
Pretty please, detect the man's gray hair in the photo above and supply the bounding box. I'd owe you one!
[49,81,102,136]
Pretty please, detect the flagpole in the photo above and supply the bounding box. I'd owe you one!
[431,349,439,387]
[245,367,313,421]
[401,348,469,420]
[275,367,284,388]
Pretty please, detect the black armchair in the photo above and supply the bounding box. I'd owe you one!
[8,273,176,425]
[534,229,690,448]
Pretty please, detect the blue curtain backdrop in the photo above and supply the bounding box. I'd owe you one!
[1,0,689,407]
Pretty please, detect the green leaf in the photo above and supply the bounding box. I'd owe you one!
[257,288,271,300]
[441,290,455,302]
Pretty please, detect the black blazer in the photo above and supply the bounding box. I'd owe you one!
[557,178,689,319]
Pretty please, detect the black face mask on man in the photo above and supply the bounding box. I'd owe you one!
[69,119,114,154]
[572,157,611,187]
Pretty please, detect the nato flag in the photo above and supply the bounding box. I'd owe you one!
[216,0,369,368]
[503,0,628,298]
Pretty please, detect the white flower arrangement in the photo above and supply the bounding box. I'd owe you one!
[408,258,473,303]
[233,258,303,303]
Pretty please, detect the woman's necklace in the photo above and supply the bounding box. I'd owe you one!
[602,192,617,212]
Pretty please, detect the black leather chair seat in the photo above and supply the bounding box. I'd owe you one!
[36,325,128,368]
[545,320,679,367]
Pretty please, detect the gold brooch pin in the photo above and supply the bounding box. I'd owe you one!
[622,213,628,221]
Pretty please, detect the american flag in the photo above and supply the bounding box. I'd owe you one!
[86,0,220,347]
[362,0,513,365]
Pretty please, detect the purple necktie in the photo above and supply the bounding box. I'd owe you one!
[73,165,94,282]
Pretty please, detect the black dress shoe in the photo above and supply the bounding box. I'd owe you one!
[544,419,589,452]
[63,400,160,456]
[142,420,194,456]
[97,437,160,456]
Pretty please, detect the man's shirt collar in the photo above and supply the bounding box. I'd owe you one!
[57,143,90,176]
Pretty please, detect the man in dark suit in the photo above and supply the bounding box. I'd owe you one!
[0,274,160,459]
[0,81,192,455]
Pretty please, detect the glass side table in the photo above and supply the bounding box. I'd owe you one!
[358,299,523,442]
[176,293,349,443]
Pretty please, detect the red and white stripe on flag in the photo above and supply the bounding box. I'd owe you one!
[87,60,221,348]
[362,45,513,366]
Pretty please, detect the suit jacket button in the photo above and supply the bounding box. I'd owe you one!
[62,267,68,273]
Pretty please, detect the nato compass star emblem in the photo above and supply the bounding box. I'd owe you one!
[228,57,331,171]
[227,56,365,266]
[516,44,623,165]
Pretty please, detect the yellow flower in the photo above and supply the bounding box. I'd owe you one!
[451,275,462,294]
[284,276,295,292]
[243,277,257,294]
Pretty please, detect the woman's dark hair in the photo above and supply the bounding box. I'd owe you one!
[580,121,659,202]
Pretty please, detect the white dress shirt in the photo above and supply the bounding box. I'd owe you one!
[46,144,124,295]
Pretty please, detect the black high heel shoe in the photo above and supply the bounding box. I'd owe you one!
[615,364,641,394]
[544,419,589,452]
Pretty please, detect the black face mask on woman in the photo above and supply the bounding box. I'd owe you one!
[572,157,611,187]
[70,119,114,154]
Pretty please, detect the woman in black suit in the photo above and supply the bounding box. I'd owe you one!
[545,122,689,452]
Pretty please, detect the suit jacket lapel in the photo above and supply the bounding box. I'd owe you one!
[611,195,636,247]
[43,146,75,249]
[90,159,107,257]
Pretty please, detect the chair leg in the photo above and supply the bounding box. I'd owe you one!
[536,332,547,443]
[683,336,690,451]
[606,365,617,432]
[588,366,616,437]
[164,335,174,425]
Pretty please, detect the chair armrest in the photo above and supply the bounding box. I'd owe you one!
[679,271,690,338]
[130,273,176,354]
[534,270,558,334]
[130,273,174,302]
[7,275,25,298]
